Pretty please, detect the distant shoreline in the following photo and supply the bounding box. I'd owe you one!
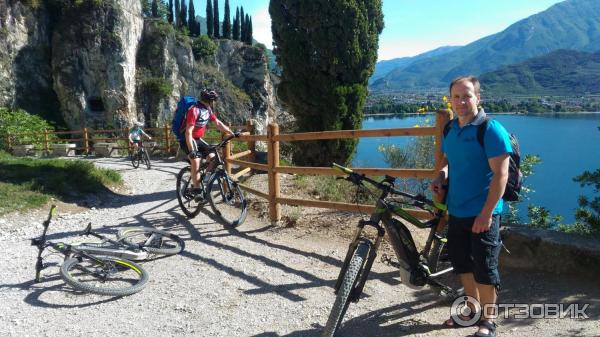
[364,111,600,117]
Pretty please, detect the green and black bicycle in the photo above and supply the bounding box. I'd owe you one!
[322,163,462,337]
[32,205,184,296]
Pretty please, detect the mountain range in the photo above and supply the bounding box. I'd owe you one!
[370,0,600,91]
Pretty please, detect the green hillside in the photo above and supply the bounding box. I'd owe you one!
[481,49,600,95]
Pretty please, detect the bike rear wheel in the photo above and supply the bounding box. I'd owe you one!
[323,240,371,337]
[60,256,148,296]
[117,227,184,256]
[428,234,463,301]
[176,166,202,218]
[207,171,247,227]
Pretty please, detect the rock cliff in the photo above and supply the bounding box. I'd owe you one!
[0,0,280,134]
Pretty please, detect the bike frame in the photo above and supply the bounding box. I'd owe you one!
[332,166,456,302]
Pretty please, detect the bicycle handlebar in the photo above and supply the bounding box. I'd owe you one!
[332,163,447,211]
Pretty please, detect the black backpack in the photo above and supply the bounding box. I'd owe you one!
[443,117,522,202]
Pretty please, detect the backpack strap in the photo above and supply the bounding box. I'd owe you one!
[442,119,453,138]
[476,117,490,148]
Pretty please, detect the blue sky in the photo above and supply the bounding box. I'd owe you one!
[193,0,566,61]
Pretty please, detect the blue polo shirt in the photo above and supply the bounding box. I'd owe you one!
[441,110,512,217]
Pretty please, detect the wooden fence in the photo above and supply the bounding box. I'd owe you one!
[4,110,453,223]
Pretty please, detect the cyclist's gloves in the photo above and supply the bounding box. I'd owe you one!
[233,131,241,138]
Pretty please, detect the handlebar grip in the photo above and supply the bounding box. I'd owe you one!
[332,163,353,174]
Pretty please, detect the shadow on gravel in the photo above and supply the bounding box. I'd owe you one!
[1,276,122,309]
[252,292,450,337]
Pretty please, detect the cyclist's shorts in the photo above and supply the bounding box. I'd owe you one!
[447,214,501,287]
[180,138,210,157]
[131,139,142,144]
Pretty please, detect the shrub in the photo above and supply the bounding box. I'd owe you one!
[192,35,217,61]
[0,108,56,150]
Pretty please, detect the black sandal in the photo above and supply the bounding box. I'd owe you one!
[443,311,479,328]
[474,320,497,337]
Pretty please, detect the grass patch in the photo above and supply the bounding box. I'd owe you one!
[0,152,122,214]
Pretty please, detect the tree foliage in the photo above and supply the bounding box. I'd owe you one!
[206,0,213,37]
[232,7,240,40]
[213,0,220,38]
[573,162,600,236]
[270,0,384,165]
[222,0,231,39]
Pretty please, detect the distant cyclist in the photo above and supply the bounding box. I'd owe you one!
[181,89,236,196]
[129,121,152,154]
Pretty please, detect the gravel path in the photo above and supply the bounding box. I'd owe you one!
[1,157,598,337]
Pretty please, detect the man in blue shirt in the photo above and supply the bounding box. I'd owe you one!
[430,76,512,337]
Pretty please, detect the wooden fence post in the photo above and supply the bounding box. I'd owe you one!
[267,123,281,224]
[6,133,11,152]
[246,120,256,165]
[224,132,232,175]
[83,128,89,155]
[164,125,171,154]
[43,129,49,154]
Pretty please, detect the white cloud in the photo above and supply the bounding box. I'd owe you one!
[252,7,273,48]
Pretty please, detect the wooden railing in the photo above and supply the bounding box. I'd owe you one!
[232,109,453,223]
[4,110,453,224]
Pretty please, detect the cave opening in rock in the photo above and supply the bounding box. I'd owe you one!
[88,97,104,112]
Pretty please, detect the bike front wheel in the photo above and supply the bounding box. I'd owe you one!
[60,256,149,296]
[143,150,151,169]
[131,152,140,168]
[117,227,184,256]
[323,240,371,337]
[207,171,247,227]
[176,166,202,218]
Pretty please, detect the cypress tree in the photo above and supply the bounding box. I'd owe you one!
[188,0,197,35]
[240,7,245,42]
[232,7,240,40]
[167,0,173,23]
[213,0,220,38]
[174,0,180,25]
[151,0,158,17]
[247,16,252,44]
[243,14,250,44]
[222,0,231,39]
[180,0,187,28]
[206,0,214,37]
[270,0,384,166]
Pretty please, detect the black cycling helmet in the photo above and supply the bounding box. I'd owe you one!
[200,89,219,101]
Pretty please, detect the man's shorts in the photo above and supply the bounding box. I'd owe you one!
[447,214,502,287]
[179,138,210,157]
[131,139,141,144]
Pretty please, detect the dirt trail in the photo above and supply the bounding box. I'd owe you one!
[0,157,598,337]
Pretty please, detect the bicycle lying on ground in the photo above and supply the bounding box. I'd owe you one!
[130,141,151,169]
[32,205,184,296]
[176,133,247,227]
[322,163,462,337]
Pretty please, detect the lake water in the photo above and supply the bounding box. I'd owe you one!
[352,113,600,223]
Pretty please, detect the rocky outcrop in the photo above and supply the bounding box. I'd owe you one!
[215,40,283,136]
[52,0,143,129]
[0,1,58,119]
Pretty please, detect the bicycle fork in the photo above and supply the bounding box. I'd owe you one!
[334,219,385,303]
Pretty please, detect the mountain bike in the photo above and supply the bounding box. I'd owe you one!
[130,141,151,169]
[176,133,247,227]
[32,206,183,296]
[322,164,462,337]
